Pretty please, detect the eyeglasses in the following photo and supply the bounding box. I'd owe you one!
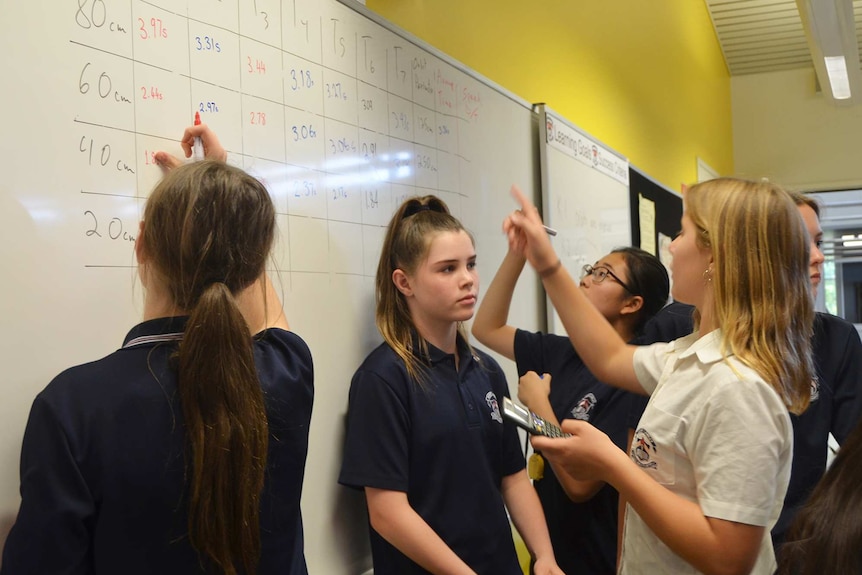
[580,264,638,295]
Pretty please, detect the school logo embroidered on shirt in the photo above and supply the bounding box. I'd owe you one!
[810,378,820,402]
[486,392,503,424]
[632,428,658,469]
[570,393,597,421]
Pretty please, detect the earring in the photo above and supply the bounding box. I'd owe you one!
[702,268,713,282]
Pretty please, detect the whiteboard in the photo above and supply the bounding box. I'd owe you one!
[0,0,541,572]
[535,105,631,335]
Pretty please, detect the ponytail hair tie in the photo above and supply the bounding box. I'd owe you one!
[401,199,449,220]
[402,204,433,219]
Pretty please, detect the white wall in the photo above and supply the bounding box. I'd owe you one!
[732,67,862,191]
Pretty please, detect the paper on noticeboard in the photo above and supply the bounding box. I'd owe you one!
[639,194,656,255]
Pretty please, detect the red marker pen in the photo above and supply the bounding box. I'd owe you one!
[192,111,204,161]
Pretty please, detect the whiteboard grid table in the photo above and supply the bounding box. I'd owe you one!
[0,0,542,572]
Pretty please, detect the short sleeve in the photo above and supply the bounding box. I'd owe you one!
[2,394,96,574]
[338,369,411,492]
[686,377,792,526]
[513,329,548,376]
[488,359,527,477]
[632,342,674,395]
[513,329,584,378]
[256,328,314,433]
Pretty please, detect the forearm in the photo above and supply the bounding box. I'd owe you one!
[541,266,639,392]
[522,398,603,502]
[236,273,288,333]
[262,273,288,330]
[471,250,526,361]
[607,450,761,575]
[366,488,476,575]
[553,462,604,503]
[501,470,556,563]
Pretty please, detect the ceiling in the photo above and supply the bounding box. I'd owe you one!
[704,0,862,255]
[704,0,862,76]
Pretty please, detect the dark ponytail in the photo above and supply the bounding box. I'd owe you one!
[179,282,268,575]
[143,161,275,574]
[612,247,669,334]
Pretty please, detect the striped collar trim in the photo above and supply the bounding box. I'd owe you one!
[123,332,184,349]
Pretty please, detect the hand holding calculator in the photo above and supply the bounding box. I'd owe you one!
[502,397,570,438]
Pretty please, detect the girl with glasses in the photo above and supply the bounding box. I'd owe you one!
[338,196,563,575]
[503,180,813,575]
[472,246,669,575]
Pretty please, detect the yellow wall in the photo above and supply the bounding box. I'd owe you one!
[366,0,732,191]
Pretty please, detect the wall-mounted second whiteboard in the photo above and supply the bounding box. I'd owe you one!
[0,0,541,572]
[535,104,631,334]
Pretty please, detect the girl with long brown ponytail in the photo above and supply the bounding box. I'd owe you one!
[2,125,313,575]
[338,195,563,575]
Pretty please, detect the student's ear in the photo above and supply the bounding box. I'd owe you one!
[620,295,644,318]
[135,221,147,265]
[392,269,413,297]
[136,221,152,288]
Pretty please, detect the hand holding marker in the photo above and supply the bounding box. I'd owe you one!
[192,112,205,161]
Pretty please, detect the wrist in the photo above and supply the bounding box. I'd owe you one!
[604,446,635,490]
[507,250,527,264]
[532,555,558,572]
[538,259,562,278]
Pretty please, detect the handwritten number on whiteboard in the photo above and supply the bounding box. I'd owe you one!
[76,0,106,29]
[84,211,101,237]
[108,218,123,240]
[252,0,269,30]
[79,63,91,94]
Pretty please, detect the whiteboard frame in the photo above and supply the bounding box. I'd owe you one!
[336,0,535,113]
[535,104,631,335]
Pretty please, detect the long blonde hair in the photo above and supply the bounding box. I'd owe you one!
[375,196,473,386]
[685,178,814,414]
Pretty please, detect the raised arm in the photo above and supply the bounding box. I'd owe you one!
[154,122,228,169]
[235,273,289,334]
[155,125,288,334]
[503,185,640,394]
[471,250,527,361]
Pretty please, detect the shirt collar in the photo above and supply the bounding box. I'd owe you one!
[123,316,189,349]
[410,330,478,366]
[673,329,727,364]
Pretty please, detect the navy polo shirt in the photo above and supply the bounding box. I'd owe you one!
[338,334,524,575]
[2,316,314,575]
[773,312,862,546]
[639,304,862,549]
[514,329,643,575]
[639,301,694,344]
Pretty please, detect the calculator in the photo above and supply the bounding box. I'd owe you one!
[502,397,570,438]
